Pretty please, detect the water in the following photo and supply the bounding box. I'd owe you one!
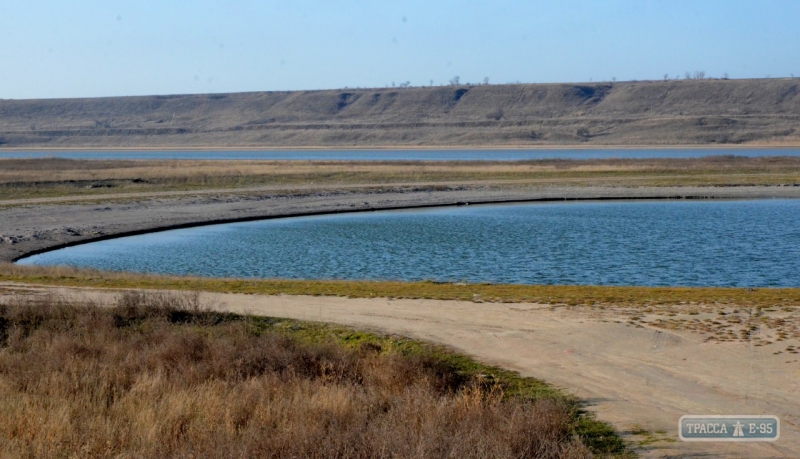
[2,148,799,161]
[19,200,800,287]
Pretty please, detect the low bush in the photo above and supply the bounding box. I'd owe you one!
[0,292,610,458]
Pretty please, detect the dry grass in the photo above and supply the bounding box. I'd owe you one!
[0,291,617,458]
[1,156,798,200]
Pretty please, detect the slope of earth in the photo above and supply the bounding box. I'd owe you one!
[2,78,800,148]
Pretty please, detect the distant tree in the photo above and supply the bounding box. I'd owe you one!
[611,76,617,82]
[722,72,729,80]
[391,81,396,87]
[684,71,692,80]
[430,79,434,86]
[663,73,669,81]
[449,76,460,86]
[398,81,411,88]
[693,70,705,80]
[483,77,490,85]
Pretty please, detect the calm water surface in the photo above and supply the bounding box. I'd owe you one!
[20,200,800,287]
[2,148,800,161]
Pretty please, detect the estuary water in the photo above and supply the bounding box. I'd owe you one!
[2,148,800,161]
[19,199,800,287]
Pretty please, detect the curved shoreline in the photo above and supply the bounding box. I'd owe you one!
[9,193,756,263]
[4,184,800,264]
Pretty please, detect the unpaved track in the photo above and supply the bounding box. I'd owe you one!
[2,285,797,458]
[199,293,800,459]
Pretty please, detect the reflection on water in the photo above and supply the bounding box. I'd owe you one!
[19,200,800,287]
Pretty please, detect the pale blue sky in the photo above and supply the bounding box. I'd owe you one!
[2,0,799,99]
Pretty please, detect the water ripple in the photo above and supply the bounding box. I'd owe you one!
[20,200,800,287]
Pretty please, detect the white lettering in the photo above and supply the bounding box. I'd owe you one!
[749,423,756,434]
[720,423,727,434]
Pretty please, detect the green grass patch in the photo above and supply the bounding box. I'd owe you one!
[3,264,800,309]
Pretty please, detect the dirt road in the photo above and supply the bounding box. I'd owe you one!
[3,284,797,458]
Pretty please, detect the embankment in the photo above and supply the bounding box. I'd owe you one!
[2,78,800,148]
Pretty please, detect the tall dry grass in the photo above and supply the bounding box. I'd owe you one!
[0,291,594,458]
[2,156,798,200]
[2,156,799,184]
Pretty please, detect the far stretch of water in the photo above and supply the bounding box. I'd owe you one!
[19,200,800,288]
[1,148,799,161]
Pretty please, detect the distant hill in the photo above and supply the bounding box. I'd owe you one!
[1,78,799,148]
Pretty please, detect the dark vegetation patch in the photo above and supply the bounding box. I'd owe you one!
[454,88,469,101]
[336,92,357,111]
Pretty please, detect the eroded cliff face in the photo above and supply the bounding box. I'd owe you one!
[2,78,799,148]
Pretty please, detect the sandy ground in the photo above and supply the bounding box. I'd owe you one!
[2,284,797,458]
[3,184,800,263]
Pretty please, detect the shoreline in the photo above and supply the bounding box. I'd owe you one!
[4,184,800,264]
[6,194,769,263]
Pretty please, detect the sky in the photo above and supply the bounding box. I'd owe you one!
[2,0,800,99]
